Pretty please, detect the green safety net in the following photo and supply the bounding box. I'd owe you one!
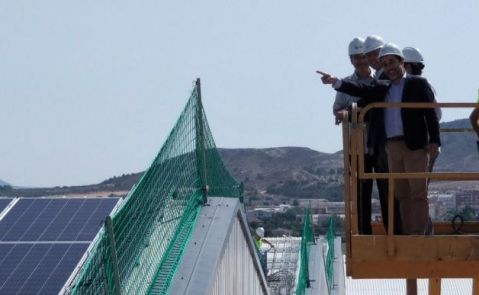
[295,202,314,295]
[68,79,241,295]
[325,216,336,294]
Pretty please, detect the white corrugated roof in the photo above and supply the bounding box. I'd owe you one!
[344,261,473,295]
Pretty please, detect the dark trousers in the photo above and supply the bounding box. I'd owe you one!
[258,250,267,275]
[372,145,402,234]
[357,147,402,235]
[358,154,373,234]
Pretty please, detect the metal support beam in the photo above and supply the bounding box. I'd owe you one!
[473,278,479,295]
[195,78,208,204]
[428,278,441,295]
[387,178,395,257]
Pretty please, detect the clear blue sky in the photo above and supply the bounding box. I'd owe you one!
[1,1,478,187]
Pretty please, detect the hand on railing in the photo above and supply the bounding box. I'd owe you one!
[334,110,348,125]
[427,143,440,159]
[266,245,276,254]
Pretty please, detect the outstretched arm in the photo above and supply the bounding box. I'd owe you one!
[262,238,275,249]
[316,70,338,85]
[317,70,387,103]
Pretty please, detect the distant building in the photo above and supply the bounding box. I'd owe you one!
[246,204,292,220]
[456,190,479,210]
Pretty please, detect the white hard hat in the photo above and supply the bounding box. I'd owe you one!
[379,43,404,59]
[348,37,365,56]
[256,227,265,238]
[402,47,424,64]
[364,35,385,53]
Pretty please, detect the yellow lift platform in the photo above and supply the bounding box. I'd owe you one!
[341,102,479,295]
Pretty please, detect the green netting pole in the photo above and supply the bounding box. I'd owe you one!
[195,78,208,204]
[305,203,311,288]
[105,216,122,295]
[239,182,244,203]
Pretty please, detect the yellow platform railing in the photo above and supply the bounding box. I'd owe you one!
[342,102,479,295]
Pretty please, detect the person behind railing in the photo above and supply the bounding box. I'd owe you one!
[364,35,387,80]
[364,35,403,235]
[469,91,479,153]
[318,43,441,295]
[402,46,442,173]
[254,227,274,275]
[333,37,377,235]
[319,42,440,236]
[332,34,402,235]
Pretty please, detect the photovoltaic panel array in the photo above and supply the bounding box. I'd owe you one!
[0,243,88,294]
[0,197,120,295]
[0,198,13,213]
[0,198,119,242]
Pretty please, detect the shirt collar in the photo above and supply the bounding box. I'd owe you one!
[391,72,407,86]
[353,70,373,80]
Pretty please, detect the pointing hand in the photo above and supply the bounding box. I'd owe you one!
[316,70,337,85]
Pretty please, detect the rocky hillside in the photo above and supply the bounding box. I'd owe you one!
[219,147,344,200]
[2,147,344,200]
[434,119,479,171]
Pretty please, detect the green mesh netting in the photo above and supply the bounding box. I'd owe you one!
[325,216,336,294]
[68,79,241,295]
[295,202,314,295]
[325,215,336,294]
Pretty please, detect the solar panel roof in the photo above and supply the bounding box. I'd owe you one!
[0,243,89,294]
[0,197,120,295]
[0,198,119,242]
[0,198,13,213]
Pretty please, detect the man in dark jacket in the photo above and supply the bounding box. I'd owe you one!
[364,35,402,235]
[319,43,440,236]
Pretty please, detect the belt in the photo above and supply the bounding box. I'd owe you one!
[387,135,405,141]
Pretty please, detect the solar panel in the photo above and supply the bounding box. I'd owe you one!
[0,198,13,213]
[0,198,119,241]
[0,243,89,294]
[0,197,120,295]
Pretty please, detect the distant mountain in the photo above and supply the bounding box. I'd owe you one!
[219,147,344,200]
[3,147,344,200]
[4,118,478,199]
[2,173,141,197]
[0,179,10,187]
[434,119,479,172]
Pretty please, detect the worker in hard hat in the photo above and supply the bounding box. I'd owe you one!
[332,37,376,235]
[254,227,274,250]
[364,35,386,79]
[402,46,426,76]
[402,47,441,120]
[335,35,400,235]
[254,227,274,275]
[333,37,373,124]
[319,43,440,295]
[364,35,402,235]
[469,90,479,154]
[402,46,442,173]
